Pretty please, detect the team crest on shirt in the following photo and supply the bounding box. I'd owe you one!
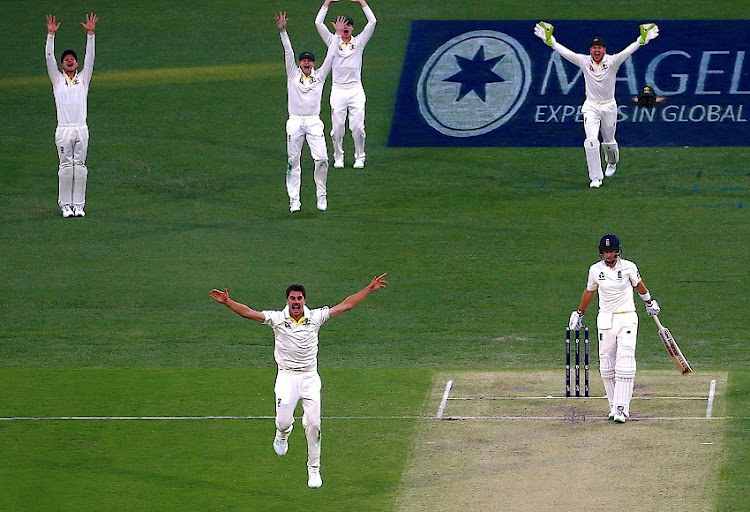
[416,30,531,137]
[598,272,605,280]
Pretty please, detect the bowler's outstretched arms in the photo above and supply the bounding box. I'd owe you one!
[210,288,265,322]
[329,273,387,317]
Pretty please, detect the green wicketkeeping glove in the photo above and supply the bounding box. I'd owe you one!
[639,23,659,45]
[534,21,556,47]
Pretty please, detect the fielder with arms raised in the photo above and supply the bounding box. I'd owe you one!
[45,13,98,218]
[210,273,387,488]
[569,235,660,423]
[534,21,659,189]
[315,0,377,169]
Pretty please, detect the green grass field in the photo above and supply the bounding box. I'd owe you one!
[1,1,748,510]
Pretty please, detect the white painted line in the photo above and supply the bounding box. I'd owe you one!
[448,395,709,401]
[436,380,453,419]
[706,379,717,418]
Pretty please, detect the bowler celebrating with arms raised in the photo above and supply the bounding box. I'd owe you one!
[534,21,659,188]
[210,273,387,488]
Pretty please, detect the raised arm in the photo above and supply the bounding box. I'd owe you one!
[45,15,60,79]
[316,28,341,81]
[210,288,266,322]
[329,273,387,318]
[354,0,377,47]
[79,13,97,82]
[315,0,337,46]
[275,12,297,76]
[534,21,585,67]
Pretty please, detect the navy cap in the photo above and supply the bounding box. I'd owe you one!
[590,37,606,47]
[298,51,315,62]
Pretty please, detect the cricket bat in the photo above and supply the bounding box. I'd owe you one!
[653,315,692,374]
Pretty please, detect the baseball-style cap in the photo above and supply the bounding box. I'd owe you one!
[298,51,315,62]
[61,49,78,62]
[344,16,355,26]
[590,37,606,47]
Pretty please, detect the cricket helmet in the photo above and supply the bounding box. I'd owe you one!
[598,234,622,258]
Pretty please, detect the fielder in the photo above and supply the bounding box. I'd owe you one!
[569,234,661,423]
[276,12,338,213]
[210,273,387,488]
[45,13,98,218]
[315,0,377,169]
[534,21,659,188]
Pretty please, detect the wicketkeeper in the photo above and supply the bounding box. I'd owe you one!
[569,234,661,423]
[534,21,659,188]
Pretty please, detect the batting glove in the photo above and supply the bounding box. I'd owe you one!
[534,22,556,46]
[568,310,584,331]
[645,299,661,316]
[639,23,659,45]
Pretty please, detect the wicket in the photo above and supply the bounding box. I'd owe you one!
[565,327,589,397]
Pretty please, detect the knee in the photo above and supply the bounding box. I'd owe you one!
[73,164,88,178]
[276,417,294,432]
[58,164,73,178]
[584,138,600,150]
[304,416,321,432]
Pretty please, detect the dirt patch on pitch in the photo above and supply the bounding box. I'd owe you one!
[396,370,726,512]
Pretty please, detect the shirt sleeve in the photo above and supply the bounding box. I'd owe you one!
[610,40,641,69]
[310,307,330,326]
[314,5,335,46]
[45,34,60,83]
[279,30,297,77]
[79,34,95,84]
[629,262,642,287]
[262,310,282,327]
[316,35,339,81]
[551,40,586,68]
[355,6,377,49]
[585,265,599,292]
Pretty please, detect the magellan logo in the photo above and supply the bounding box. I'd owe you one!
[417,30,531,137]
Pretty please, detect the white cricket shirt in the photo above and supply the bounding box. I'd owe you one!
[280,31,334,116]
[551,40,640,102]
[315,5,377,87]
[586,258,642,314]
[46,34,95,127]
[263,305,330,372]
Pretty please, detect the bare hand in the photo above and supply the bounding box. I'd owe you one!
[274,11,287,31]
[331,15,347,35]
[210,288,229,303]
[46,14,60,34]
[369,273,388,291]
[80,12,98,33]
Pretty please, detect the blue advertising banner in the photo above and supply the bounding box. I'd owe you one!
[388,20,750,147]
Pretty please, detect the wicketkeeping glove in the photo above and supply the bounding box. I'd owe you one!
[568,310,584,330]
[534,22,556,46]
[645,299,661,316]
[639,23,659,45]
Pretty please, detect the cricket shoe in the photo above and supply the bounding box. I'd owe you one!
[316,195,327,211]
[307,467,323,488]
[333,159,344,169]
[589,179,602,189]
[72,205,86,217]
[613,406,627,423]
[61,205,74,218]
[273,425,292,456]
[605,163,617,177]
[289,200,301,213]
[353,158,365,169]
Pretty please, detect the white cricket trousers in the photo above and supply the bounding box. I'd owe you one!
[285,115,328,204]
[582,99,617,181]
[329,83,366,163]
[597,311,638,416]
[274,369,322,469]
[55,125,89,208]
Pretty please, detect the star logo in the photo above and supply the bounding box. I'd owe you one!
[417,30,531,138]
[443,46,506,102]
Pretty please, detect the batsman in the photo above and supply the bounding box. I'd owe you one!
[569,234,661,423]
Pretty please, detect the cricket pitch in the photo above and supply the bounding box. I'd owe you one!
[396,370,726,511]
